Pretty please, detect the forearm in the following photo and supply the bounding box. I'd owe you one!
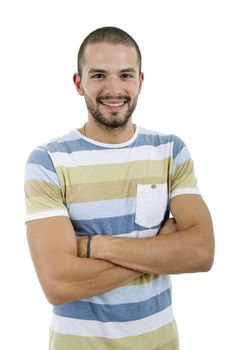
[90,226,214,275]
[50,256,142,305]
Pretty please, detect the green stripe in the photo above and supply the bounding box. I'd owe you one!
[171,160,197,192]
[25,181,65,214]
[155,337,180,350]
[65,177,167,204]
[57,159,171,185]
[125,273,159,286]
[49,320,179,350]
[25,180,60,197]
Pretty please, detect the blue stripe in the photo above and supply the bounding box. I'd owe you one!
[42,137,133,153]
[173,146,191,173]
[53,288,172,322]
[171,136,186,159]
[26,149,56,173]
[41,130,82,147]
[25,163,60,186]
[41,138,92,153]
[71,214,162,236]
[39,128,181,156]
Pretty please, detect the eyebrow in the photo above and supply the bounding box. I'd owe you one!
[120,68,137,73]
[88,68,137,75]
[88,69,106,74]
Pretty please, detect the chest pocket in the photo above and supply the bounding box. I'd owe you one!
[135,183,168,228]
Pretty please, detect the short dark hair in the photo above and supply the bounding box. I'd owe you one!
[77,26,142,78]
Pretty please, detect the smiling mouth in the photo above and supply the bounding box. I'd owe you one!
[97,97,129,110]
[100,100,126,107]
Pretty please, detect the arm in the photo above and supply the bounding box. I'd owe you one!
[86,195,215,274]
[26,216,142,306]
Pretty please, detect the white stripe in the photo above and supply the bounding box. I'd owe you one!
[170,188,201,199]
[81,275,171,305]
[68,198,135,220]
[25,210,69,222]
[115,228,159,238]
[50,305,174,339]
[51,144,172,167]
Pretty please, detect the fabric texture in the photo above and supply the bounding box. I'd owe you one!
[24,126,200,349]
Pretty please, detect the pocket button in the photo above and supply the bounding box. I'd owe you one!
[151,184,157,189]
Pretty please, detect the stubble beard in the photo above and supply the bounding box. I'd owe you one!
[84,94,138,130]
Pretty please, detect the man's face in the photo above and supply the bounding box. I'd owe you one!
[77,43,144,129]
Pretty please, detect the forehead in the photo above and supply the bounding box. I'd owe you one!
[82,43,139,72]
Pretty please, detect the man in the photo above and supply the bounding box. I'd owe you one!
[25,27,214,349]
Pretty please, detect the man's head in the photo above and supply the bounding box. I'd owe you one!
[73,27,144,130]
[77,26,142,79]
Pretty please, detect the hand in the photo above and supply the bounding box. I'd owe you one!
[76,236,88,257]
[158,218,177,235]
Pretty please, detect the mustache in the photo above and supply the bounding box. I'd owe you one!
[96,95,131,102]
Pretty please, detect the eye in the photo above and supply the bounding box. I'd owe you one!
[91,73,105,80]
[121,73,133,80]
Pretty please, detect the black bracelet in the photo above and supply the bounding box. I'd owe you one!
[86,235,92,258]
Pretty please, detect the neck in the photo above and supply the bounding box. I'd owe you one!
[81,120,136,144]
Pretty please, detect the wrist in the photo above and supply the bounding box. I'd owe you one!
[91,235,115,260]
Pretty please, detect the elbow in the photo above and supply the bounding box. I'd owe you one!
[44,281,65,306]
[47,293,64,307]
[202,250,214,272]
[44,278,86,306]
[43,279,73,306]
[198,244,215,272]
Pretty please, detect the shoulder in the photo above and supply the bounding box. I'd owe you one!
[38,129,81,153]
[26,130,81,165]
[137,126,186,152]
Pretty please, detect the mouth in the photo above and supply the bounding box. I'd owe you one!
[98,98,129,111]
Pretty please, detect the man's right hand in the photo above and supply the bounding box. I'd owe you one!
[76,235,88,258]
[158,218,177,235]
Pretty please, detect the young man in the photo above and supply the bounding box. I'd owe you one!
[25,27,214,349]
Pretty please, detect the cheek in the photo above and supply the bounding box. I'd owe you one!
[84,81,103,96]
[127,82,142,95]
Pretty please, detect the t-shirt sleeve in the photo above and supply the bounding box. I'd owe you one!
[24,148,69,222]
[170,136,201,199]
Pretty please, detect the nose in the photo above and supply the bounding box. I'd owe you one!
[103,76,124,96]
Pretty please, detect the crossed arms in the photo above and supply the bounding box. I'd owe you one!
[26,194,214,306]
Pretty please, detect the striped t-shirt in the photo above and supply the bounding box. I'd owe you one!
[24,125,200,350]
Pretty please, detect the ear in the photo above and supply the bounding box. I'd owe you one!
[73,73,84,96]
[138,72,144,94]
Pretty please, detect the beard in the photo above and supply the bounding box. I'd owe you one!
[83,94,138,130]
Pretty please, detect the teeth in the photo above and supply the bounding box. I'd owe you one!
[102,101,125,107]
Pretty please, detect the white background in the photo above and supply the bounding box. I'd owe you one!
[0,0,232,349]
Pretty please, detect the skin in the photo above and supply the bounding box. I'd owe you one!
[73,43,144,143]
[26,42,215,306]
[77,196,214,274]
